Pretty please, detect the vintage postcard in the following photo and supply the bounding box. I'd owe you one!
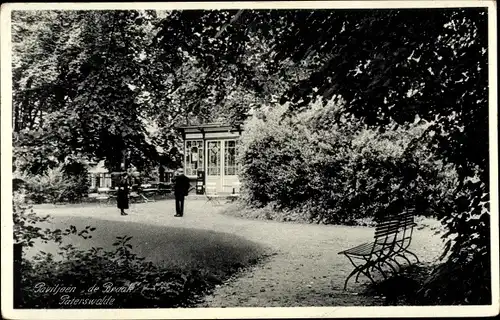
[1,1,498,319]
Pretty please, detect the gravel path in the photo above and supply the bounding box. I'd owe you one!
[33,199,444,307]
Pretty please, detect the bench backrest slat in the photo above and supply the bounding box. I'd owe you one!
[375,226,414,238]
[373,211,416,242]
[375,218,413,230]
[375,218,414,231]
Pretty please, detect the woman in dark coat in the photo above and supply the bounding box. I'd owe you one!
[116,175,129,216]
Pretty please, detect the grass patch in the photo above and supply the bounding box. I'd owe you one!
[19,216,271,308]
[218,201,310,223]
[220,202,443,231]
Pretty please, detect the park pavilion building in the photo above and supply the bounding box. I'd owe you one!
[177,122,243,195]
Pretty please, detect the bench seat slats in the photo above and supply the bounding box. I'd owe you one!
[340,241,400,256]
[339,242,382,256]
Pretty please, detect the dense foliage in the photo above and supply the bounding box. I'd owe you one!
[12,10,170,174]
[14,164,89,204]
[239,99,459,225]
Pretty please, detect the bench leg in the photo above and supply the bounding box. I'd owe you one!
[344,255,376,290]
[394,252,411,266]
[345,265,375,290]
[387,255,403,270]
[405,249,420,263]
[374,261,388,279]
[345,267,360,290]
[357,258,383,281]
[355,269,362,282]
[400,249,419,264]
[366,252,391,279]
[355,268,365,283]
[359,266,376,287]
[355,265,377,283]
[381,258,399,275]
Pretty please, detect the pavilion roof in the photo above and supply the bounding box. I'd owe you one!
[176,122,243,133]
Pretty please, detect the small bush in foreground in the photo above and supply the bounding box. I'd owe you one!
[18,236,217,308]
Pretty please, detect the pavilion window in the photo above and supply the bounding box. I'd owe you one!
[185,140,204,176]
[224,140,238,176]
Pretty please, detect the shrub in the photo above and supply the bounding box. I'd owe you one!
[22,165,70,204]
[415,252,490,305]
[219,201,310,223]
[18,237,215,308]
[414,174,491,305]
[61,159,91,202]
[239,98,458,224]
[20,163,89,204]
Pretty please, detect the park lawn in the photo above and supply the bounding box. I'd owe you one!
[23,215,270,307]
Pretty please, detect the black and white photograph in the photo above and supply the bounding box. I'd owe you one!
[1,1,498,319]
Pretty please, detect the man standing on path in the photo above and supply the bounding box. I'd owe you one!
[173,168,191,217]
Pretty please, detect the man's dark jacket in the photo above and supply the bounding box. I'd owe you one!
[173,174,190,197]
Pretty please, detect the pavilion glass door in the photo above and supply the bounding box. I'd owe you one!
[206,139,239,194]
[206,140,223,192]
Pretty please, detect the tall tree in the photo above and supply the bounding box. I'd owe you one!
[12,10,162,172]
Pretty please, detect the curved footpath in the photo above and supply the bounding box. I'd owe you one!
[33,199,444,307]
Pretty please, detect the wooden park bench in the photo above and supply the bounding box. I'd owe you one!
[338,209,419,290]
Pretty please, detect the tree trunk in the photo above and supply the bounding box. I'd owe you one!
[13,243,22,308]
[13,103,21,132]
